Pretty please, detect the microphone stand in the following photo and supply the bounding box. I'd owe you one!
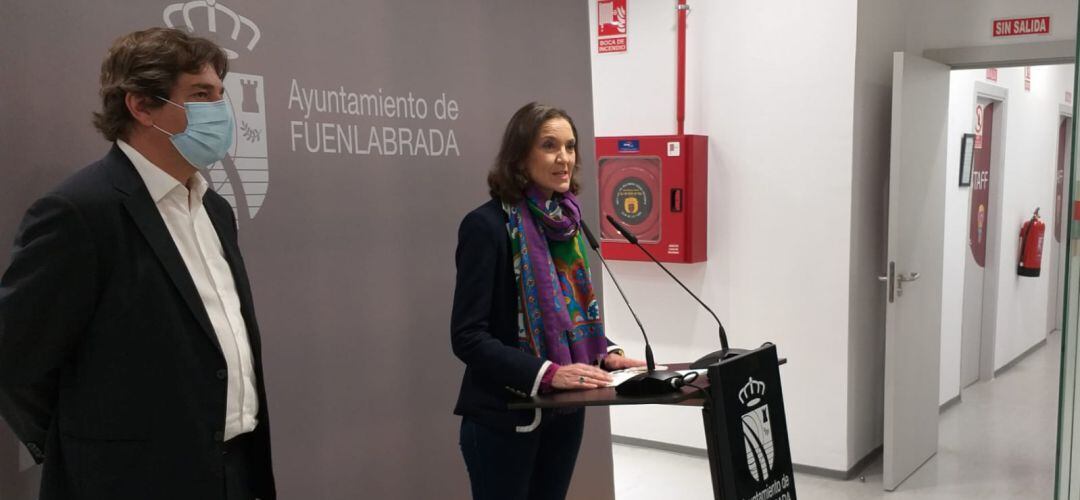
[580,222,685,396]
[604,215,745,369]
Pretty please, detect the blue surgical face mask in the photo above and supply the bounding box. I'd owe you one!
[153,97,234,168]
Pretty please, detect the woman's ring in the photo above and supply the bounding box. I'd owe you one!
[579,376,585,384]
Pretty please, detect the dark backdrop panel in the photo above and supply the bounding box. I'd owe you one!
[0,1,614,499]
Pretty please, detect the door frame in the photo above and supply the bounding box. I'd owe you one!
[974,83,1008,386]
[885,41,1070,491]
[959,89,1008,390]
[1050,107,1073,336]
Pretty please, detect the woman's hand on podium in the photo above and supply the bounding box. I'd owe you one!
[602,353,647,371]
[552,363,613,390]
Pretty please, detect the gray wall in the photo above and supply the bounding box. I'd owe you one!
[0,1,615,498]
[846,0,906,469]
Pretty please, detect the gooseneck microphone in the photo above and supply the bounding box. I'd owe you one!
[580,222,654,372]
[604,215,743,369]
[580,222,688,396]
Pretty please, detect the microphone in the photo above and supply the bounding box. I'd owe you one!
[580,221,687,396]
[604,215,744,369]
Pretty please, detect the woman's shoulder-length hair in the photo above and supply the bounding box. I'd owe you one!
[487,102,582,204]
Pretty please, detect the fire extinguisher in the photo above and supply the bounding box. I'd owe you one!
[1018,208,1045,277]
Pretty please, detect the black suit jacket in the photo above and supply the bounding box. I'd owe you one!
[450,199,614,431]
[0,145,275,499]
[451,199,547,431]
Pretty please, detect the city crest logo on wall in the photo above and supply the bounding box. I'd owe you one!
[739,377,775,482]
[164,0,269,220]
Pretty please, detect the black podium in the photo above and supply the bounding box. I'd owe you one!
[509,343,796,500]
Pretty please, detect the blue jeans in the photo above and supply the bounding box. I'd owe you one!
[459,410,586,500]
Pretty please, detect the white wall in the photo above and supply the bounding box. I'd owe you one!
[905,0,1077,53]
[990,66,1074,369]
[939,65,1074,405]
[591,0,678,137]
[940,72,978,406]
[590,0,860,471]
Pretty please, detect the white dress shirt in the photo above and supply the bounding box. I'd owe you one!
[118,141,258,441]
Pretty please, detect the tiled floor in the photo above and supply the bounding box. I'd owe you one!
[612,332,1060,499]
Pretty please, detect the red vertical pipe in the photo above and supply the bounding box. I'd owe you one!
[677,0,687,135]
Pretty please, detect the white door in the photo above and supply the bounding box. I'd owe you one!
[1050,117,1072,334]
[883,52,950,491]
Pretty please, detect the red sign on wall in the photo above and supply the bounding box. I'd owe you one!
[969,103,996,268]
[993,16,1051,37]
[598,0,627,53]
[986,68,998,82]
[974,105,984,149]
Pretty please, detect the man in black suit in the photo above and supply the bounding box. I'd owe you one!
[0,28,274,499]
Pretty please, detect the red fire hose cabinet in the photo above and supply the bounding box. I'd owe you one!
[596,134,708,263]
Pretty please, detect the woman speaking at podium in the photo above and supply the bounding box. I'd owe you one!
[450,102,645,499]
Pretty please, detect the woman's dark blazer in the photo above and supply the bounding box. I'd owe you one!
[451,198,618,431]
[451,199,547,431]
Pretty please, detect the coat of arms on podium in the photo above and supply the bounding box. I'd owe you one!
[739,377,775,482]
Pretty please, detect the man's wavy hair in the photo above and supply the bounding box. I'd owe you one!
[487,102,581,204]
[93,27,228,142]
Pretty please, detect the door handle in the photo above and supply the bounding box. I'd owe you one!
[880,261,896,303]
[895,271,919,297]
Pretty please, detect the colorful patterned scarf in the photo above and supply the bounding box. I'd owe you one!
[505,186,609,366]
